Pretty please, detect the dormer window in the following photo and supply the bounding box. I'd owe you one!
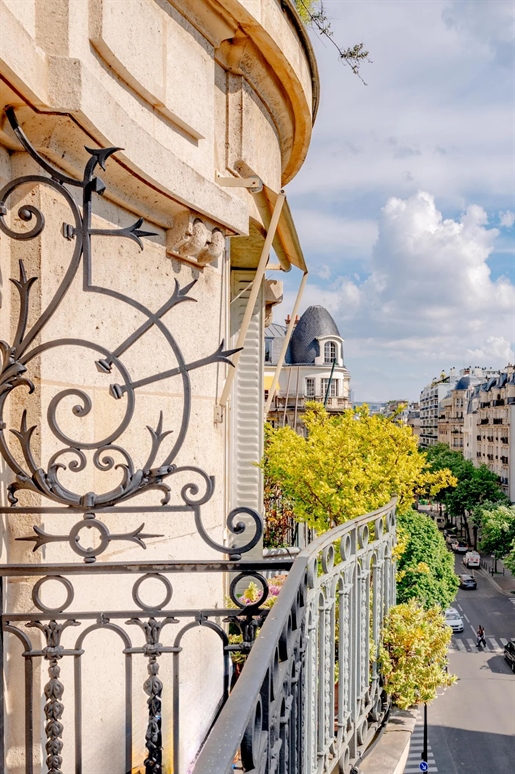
[324,341,336,363]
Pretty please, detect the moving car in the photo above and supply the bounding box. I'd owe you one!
[451,540,469,554]
[463,551,480,568]
[459,574,477,590]
[445,532,459,545]
[503,640,515,672]
[444,607,464,632]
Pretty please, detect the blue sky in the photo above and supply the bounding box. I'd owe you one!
[277,0,515,402]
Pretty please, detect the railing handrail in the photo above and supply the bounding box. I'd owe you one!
[193,498,396,773]
[295,497,397,560]
[193,553,308,773]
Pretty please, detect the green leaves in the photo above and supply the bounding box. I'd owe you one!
[396,511,459,609]
[263,404,455,533]
[379,600,455,709]
[424,443,507,518]
[475,503,515,562]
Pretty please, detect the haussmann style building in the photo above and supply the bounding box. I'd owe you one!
[0,3,399,773]
[264,305,351,432]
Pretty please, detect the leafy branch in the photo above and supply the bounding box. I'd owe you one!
[295,0,372,85]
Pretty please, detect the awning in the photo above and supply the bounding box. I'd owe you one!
[264,375,275,390]
[253,184,307,273]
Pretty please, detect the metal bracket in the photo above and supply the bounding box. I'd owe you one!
[215,172,263,193]
[214,404,224,424]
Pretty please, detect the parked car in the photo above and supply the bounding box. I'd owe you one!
[503,640,515,672]
[459,574,477,590]
[464,551,480,568]
[452,540,469,553]
[444,607,464,632]
[445,532,459,545]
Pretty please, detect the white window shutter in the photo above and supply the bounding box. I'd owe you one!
[229,269,264,555]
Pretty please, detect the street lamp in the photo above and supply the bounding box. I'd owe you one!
[421,702,428,771]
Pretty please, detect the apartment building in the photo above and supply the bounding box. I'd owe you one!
[419,370,458,447]
[438,368,498,451]
[265,305,351,432]
[407,402,422,441]
[464,367,515,502]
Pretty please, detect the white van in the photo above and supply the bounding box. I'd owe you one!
[463,551,480,568]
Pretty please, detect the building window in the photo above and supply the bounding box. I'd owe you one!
[321,378,338,397]
[264,339,273,363]
[306,378,315,397]
[324,341,337,363]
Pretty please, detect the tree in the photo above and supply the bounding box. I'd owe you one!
[264,404,456,532]
[396,511,459,609]
[474,503,515,563]
[379,600,455,709]
[424,443,507,543]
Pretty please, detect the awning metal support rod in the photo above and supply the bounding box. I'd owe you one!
[218,192,286,409]
[264,269,308,417]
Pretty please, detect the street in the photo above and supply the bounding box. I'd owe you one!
[403,553,515,773]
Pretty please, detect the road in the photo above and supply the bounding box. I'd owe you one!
[403,553,515,773]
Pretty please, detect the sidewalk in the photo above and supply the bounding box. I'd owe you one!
[478,554,515,596]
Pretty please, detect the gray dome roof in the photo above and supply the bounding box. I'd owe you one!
[455,376,471,391]
[290,306,341,364]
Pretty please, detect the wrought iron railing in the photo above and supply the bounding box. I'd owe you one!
[194,499,397,774]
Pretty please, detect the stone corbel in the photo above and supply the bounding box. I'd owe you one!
[166,210,226,267]
[264,279,283,327]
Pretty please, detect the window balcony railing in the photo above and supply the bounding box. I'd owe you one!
[195,500,397,774]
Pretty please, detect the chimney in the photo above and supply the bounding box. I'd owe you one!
[285,314,300,327]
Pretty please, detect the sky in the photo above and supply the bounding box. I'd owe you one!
[276,0,515,402]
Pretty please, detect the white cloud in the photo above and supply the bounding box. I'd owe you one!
[499,210,515,228]
[280,191,514,398]
[466,337,515,364]
[443,0,515,64]
[280,0,515,399]
[289,1,513,209]
[315,264,331,280]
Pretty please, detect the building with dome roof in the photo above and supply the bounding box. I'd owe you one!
[264,305,351,432]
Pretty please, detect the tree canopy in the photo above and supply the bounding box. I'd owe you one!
[379,600,455,709]
[424,444,507,519]
[396,510,459,609]
[474,503,515,564]
[264,404,456,532]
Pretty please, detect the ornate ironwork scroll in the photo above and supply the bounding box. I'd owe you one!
[0,108,263,561]
[0,108,270,774]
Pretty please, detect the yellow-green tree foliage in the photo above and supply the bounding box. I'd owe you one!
[295,0,319,24]
[264,404,456,531]
[379,600,455,708]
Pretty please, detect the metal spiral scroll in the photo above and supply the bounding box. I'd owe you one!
[0,108,262,558]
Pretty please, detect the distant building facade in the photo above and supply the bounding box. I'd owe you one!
[407,402,422,441]
[353,402,387,415]
[265,305,351,432]
[419,370,458,447]
[438,368,498,451]
[463,367,515,502]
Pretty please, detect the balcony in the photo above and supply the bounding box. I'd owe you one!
[195,500,397,773]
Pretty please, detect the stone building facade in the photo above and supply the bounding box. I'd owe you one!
[0,1,317,771]
[265,305,351,433]
[463,367,515,502]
